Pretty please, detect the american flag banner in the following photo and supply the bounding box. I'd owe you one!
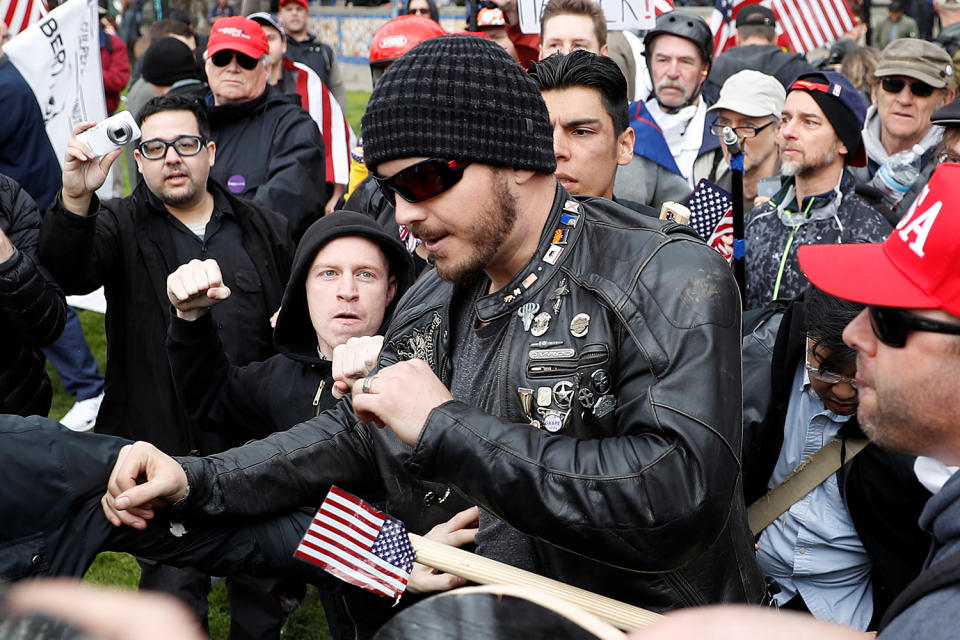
[685,179,734,261]
[295,486,415,603]
[655,0,674,15]
[771,0,855,55]
[710,0,856,55]
[1,0,47,38]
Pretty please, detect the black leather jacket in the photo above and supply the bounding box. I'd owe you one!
[178,185,764,611]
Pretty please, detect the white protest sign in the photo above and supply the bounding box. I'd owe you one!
[518,0,656,35]
[5,0,107,168]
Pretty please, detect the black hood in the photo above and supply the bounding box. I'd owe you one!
[274,210,415,364]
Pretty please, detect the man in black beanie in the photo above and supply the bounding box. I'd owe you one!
[141,37,205,100]
[103,34,764,619]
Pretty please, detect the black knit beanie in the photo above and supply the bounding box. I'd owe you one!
[142,37,200,87]
[362,35,556,174]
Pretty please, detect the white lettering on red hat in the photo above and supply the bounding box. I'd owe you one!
[217,26,252,40]
[896,184,941,258]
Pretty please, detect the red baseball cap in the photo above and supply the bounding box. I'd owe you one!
[280,0,308,8]
[799,163,960,317]
[206,16,269,59]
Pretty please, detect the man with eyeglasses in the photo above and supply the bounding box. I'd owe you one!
[851,39,955,204]
[38,93,294,634]
[742,71,891,311]
[741,286,930,628]
[706,69,784,208]
[203,16,327,240]
[101,35,765,619]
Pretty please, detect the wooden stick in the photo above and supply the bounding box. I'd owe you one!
[409,533,663,631]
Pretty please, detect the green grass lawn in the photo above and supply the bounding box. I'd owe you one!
[48,90,372,640]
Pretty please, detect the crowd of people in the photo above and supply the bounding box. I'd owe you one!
[3,0,960,639]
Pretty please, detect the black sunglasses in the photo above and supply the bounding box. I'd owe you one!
[880,76,936,98]
[372,158,471,206]
[868,306,960,348]
[210,50,260,70]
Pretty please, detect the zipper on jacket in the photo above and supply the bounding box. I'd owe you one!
[313,379,326,415]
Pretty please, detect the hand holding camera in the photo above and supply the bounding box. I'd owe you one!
[62,113,139,216]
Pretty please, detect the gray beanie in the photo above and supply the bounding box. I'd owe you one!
[361,35,556,174]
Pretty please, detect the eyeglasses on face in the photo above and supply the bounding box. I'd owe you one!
[880,76,936,98]
[137,135,207,160]
[210,50,260,70]
[407,7,431,15]
[937,151,960,166]
[868,306,960,348]
[804,335,858,387]
[372,158,471,206]
[710,120,776,139]
[804,361,858,387]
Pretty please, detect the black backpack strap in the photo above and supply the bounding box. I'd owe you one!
[878,549,960,631]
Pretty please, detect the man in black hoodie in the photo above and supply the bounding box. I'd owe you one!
[164,211,466,639]
[165,210,413,441]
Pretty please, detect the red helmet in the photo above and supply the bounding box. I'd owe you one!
[369,15,446,67]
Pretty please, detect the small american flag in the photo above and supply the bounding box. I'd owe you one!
[295,487,415,603]
[710,0,855,55]
[685,179,734,261]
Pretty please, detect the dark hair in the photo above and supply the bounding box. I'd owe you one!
[803,285,864,373]
[136,94,211,139]
[165,8,195,28]
[148,18,192,42]
[737,23,776,43]
[540,0,607,48]
[528,50,629,134]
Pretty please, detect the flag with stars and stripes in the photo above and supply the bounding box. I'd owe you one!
[295,486,415,603]
[685,179,734,261]
[710,0,856,55]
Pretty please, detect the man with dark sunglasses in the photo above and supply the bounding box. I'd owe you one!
[794,162,960,638]
[38,92,294,636]
[852,39,955,205]
[102,34,765,622]
[202,16,327,240]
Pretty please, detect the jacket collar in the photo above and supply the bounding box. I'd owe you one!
[474,182,581,323]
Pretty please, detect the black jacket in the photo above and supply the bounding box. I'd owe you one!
[742,297,931,625]
[167,211,415,441]
[0,175,66,416]
[703,44,814,104]
[206,85,326,240]
[176,185,765,612]
[744,172,892,310]
[38,179,294,454]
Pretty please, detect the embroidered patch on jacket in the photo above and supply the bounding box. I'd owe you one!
[388,312,442,368]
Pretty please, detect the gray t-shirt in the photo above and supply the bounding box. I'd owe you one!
[448,279,538,572]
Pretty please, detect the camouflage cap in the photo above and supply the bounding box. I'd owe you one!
[875,38,953,89]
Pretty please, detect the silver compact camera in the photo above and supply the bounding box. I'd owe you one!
[77,111,141,157]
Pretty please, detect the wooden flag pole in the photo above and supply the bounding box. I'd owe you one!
[409,533,663,631]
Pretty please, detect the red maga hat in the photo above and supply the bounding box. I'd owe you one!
[206,16,269,59]
[799,163,960,317]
